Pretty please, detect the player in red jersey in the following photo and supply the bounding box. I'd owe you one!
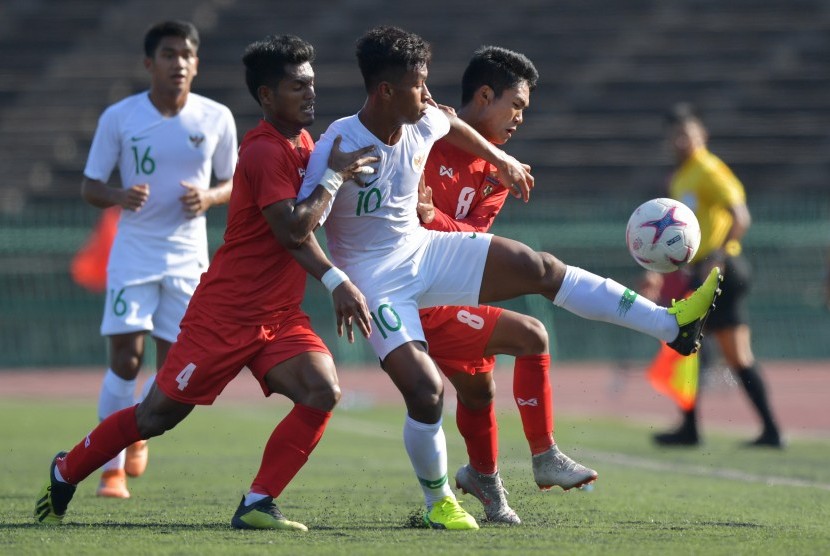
[418,47,597,524]
[34,35,377,531]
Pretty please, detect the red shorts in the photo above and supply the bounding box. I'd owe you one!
[156,305,331,405]
[420,305,503,376]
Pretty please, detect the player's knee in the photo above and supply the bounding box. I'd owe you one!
[135,409,177,438]
[517,317,549,355]
[457,385,494,410]
[111,349,142,378]
[305,382,341,411]
[539,252,567,291]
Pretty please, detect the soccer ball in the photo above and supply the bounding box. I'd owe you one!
[626,198,701,273]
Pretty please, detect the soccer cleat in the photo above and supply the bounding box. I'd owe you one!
[34,451,76,524]
[667,267,723,356]
[96,469,131,499]
[455,465,521,525]
[125,440,149,477]
[423,496,479,530]
[532,445,598,491]
[231,496,308,531]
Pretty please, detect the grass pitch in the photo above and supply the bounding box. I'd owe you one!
[2,399,829,555]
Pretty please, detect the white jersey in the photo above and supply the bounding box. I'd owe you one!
[84,91,237,284]
[298,104,450,269]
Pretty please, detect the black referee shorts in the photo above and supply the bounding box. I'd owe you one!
[695,254,752,331]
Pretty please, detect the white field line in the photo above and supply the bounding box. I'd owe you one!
[330,414,830,492]
[583,449,830,492]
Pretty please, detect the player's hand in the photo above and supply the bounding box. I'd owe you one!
[416,173,435,224]
[332,280,372,342]
[120,184,150,211]
[429,100,457,118]
[328,135,378,187]
[494,153,534,202]
[179,182,212,218]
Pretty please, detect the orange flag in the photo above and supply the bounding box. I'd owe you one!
[70,207,119,292]
[647,342,699,411]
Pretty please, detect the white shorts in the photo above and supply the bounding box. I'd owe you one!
[345,230,493,361]
[100,275,198,342]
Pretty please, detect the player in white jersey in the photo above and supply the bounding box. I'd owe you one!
[80,21,238,499]
[298,26,722,530]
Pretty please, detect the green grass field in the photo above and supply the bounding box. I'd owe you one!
[2,399,829,555]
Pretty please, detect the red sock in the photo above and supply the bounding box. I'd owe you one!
[513,354,554,455]
[456,397,498,475]
[250,404,331,498]
[57,405,142,484]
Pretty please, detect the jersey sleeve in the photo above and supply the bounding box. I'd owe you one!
[244,141,301,210]
[212,106,238,181]
[83,106,121,183]
[417,105,451,143]
[297,128,336,224]
[705,158,746,208]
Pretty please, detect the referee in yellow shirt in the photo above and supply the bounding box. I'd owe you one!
[644,103,783,448]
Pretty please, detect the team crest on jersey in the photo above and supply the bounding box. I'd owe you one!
[412,150,427,172]
[482,175,500,197]
[189,133,205,148]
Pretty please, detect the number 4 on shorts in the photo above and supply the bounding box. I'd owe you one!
[176,363,196,391]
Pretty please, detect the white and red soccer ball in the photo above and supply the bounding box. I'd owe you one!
[626,198,701,273]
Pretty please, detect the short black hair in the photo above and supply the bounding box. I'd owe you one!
[460,46,539,106]
[664,102,702,127]
[242,35,315,105]
[355,26,432,92]
[143,20,199,58]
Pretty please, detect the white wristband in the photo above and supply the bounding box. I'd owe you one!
[321,267,349,293]
[319,167,344,196]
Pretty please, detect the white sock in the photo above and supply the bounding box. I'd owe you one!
[98,369,136,472]
[553,265,679,343]
[403,415,454,510]
[137,373,156,403]
[244,491,269,506]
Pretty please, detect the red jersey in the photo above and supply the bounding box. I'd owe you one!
[190,121,314,323]
[420,138,509,233]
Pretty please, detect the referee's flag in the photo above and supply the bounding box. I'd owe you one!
[647,342,698,411]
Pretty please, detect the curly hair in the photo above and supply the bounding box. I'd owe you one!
[242,35,315,105]
[355,26,432,92]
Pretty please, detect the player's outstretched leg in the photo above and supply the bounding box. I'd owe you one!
[532,445,598,491]
[667,268,723,355]
[455,465,521,525]
[34,452,77,525]
[231,496,308,531]
[424,496,480,530]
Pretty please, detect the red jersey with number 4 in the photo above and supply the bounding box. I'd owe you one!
[189,121,314,323]
[420,138,509,233]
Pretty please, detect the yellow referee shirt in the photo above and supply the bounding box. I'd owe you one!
[669,147,746,261]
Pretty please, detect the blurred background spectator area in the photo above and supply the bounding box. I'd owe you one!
[1,0,828,366]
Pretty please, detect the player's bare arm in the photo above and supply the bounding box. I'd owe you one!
[263,203,372,342]
[81,177,149,211]
[441,113,534,202]
[178,178,232,218]
[283,136,378,243]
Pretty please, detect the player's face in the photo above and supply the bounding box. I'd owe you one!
[479,82,531,145]
[668,121,705,162]
[266,62,316,131]
[146,36,199,95]
[389,65,431,124]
